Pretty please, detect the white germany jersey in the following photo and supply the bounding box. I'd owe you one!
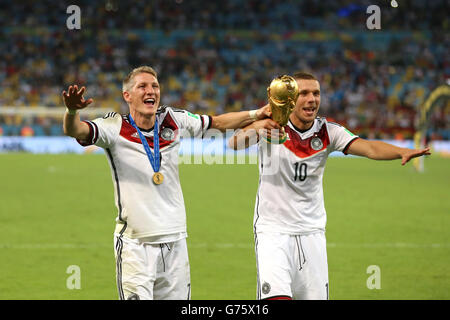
[254,117,358,235]
[78,107,211,239]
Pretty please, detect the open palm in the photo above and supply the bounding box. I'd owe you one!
[62,85,93,111]
[401,147,431,165]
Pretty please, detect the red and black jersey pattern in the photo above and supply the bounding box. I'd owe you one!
[120,113,179,149]
[283,124,330,158]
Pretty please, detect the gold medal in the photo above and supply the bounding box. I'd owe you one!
[152,172,164,185]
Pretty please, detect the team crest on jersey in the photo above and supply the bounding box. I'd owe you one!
[310,136,323,151]
[161,127,175,141]
[262,282,271,295]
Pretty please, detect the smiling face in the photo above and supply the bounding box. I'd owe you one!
[290,78,321,130]
[123,72,161,117]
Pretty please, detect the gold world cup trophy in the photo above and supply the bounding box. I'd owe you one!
[265,75,299,144]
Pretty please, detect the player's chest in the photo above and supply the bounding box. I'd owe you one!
[283,124,330,158]
[119,114,180,150]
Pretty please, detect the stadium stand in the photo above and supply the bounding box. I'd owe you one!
[0,0,448,139]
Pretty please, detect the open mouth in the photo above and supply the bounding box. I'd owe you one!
[303,106,316,116]
[144,98,156,106]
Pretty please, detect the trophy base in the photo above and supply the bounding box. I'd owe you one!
[263,133,287,144]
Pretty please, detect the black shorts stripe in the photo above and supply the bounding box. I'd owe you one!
[187,283,191,300]
[115,223,127,300]
[116,237,124,300]
[160,244,166,272]
[294,235,306,271]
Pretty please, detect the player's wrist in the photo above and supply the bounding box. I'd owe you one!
[66,108,78,115]
[249,109,258,121]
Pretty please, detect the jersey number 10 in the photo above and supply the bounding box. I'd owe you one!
[293,162,307,181]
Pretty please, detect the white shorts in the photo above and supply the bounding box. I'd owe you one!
[255,232,329,300]
[114,234,191,300]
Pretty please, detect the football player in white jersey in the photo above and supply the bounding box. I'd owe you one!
[62,66,274,300]
[229,72,431,300]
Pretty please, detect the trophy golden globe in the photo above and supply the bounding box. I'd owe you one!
[265,75,299,144]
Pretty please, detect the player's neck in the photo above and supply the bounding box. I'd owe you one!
[130,110,155,130]
[289,115,314,132]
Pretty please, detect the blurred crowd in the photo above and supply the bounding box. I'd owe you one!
[0,0,448,139]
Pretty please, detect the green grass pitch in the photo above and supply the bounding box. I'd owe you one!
[0,153,448,299]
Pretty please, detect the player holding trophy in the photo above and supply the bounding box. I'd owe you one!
[229,72,430,300]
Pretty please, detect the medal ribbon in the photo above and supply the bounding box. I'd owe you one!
[128,114,160,173]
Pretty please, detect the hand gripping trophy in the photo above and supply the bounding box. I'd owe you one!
[266,75,299,144]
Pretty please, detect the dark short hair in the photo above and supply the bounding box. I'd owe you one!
[293,71,317,81]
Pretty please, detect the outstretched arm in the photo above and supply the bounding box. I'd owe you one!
[347,139,431,165]
[210,104,271,132]
[62,85,94,140]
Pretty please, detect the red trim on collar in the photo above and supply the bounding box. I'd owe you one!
[120,113,179,148]
[283,124,330,158]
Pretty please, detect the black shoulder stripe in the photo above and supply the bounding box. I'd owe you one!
[157,105,168,114]
[172,108,187,113]
[103,112,117,119]
[158,105,188,116]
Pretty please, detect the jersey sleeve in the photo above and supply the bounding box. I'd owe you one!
[76,112,122,149]
[172,109,212,138]
[327,122,359,154]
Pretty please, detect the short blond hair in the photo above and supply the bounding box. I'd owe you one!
[122,66,158,92]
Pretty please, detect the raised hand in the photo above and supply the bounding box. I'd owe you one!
[62,85,94,111]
